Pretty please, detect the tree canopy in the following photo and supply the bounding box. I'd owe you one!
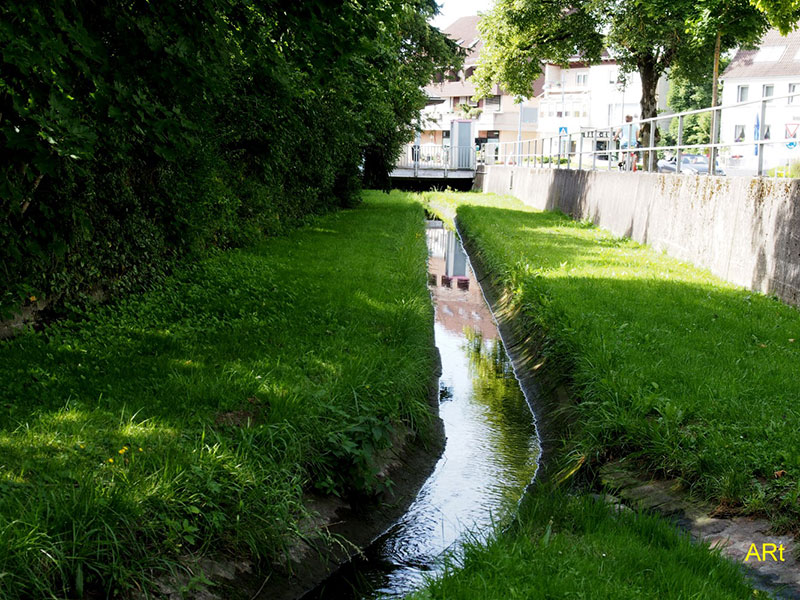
[472,0,773,167]
[752,0,800,33]
[0,0,462,318]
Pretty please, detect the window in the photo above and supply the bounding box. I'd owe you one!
[737,85,749,102]
[763,84,774,97]
[485,95,501,111]
[790,83,799,104]
[734,125,746,142]
[576,73,588,86]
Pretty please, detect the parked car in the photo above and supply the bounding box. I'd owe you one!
[657,154,726,176]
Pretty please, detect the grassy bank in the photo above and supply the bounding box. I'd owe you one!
[410,189,800,598]
[451,196,800,526]
[411,486,756,600]
[0,191,435,599]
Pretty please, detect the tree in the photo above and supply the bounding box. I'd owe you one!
[472,0,769,170]
[0,0,462,317]
[751,0,800,33]
[662,63,729,149]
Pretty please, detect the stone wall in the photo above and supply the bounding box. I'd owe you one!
[482,166,800,306]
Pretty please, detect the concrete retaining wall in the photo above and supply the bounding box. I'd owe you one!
[482,166,800,306]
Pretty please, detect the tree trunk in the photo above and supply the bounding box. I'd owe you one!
[710,30,722,173]
[639,59,659,171]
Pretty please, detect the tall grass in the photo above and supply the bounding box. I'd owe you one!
[0,191,435,598]
[410,486,757,599]
[450,195,800,527]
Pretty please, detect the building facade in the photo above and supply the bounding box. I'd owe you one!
[720,29,800,173]
[421,16,542,151]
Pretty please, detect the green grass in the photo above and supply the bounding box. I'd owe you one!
[0,191,435,599]
[767,160,800,178]
[410,190,794,599]
[432,190,800,526]
[410,486,758,600]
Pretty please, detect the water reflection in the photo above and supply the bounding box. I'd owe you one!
[305,222,538,600]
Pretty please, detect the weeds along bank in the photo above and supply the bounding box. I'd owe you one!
[451,198,800,526]
[408,486,756,600]
[0,2,461,325]
[0,192,437,598]
[414,190,800,597]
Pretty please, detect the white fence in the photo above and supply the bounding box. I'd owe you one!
[483,91,800,178]
[395,143,477,172]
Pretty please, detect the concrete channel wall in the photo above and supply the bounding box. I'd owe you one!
[481,166,800,307]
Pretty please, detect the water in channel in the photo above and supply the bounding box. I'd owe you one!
[305,221,540,599]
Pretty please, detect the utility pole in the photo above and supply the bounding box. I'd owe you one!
[516,96,524,164]
[710,30,722,175]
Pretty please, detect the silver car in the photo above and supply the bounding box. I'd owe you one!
[657,154,726,176]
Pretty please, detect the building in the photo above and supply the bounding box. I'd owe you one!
[720,28,800,172]
[421,16,543,151]
[420,16,669,160]
[538,55,669,134]
[537,54,669,159]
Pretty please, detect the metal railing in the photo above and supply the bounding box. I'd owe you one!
[395,143,477,173]
[481,90,800,178]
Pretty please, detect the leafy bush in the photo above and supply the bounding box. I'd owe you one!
[0,1,462,319]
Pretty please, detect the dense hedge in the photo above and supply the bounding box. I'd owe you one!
[0,1,460,318]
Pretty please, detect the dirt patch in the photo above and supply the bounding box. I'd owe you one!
[214,397,268,427]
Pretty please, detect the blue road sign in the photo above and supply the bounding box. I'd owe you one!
[558,126,568,136]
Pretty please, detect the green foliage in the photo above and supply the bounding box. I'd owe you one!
[661,66,729,147]
[0,192,436,598]
[472,0,603,100]
[451,195,800,528]
[411,486,757,599]
[471,0,770,150]
[457,104,483,119]
[750,0,800,33]
[767,160,800,178]
[0,1,461,318]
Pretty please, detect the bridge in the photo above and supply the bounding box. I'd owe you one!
[390,144,477,187]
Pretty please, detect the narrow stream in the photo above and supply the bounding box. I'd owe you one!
[304,221,540,599]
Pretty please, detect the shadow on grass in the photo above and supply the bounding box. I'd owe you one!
[457,203,800,512]
[0,191,437,597]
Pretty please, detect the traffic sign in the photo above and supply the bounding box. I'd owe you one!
[558,126,568,136]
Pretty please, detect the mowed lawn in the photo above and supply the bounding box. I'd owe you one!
[447,192,800,527]
[0,191,436,599]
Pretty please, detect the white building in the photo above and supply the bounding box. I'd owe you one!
[720,29,800,173]
[538,55,669,156]
[421,16,541,150]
